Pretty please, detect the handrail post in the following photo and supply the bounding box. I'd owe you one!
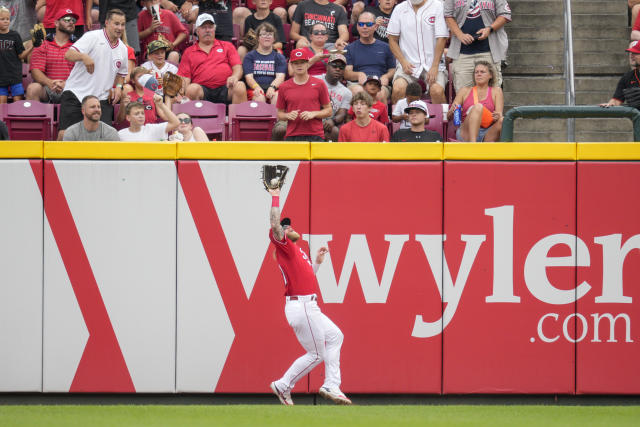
[563,0,576,142]
[501,106,640,142]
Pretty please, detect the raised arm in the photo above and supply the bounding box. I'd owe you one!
[269,187,284,240]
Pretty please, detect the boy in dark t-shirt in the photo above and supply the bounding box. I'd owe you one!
[0,7,31,103]
[391,100,441,142]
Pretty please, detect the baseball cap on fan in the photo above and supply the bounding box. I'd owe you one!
[364,75,382,86]
[627,41,640,54]
[289,48,313,62]
[196,13,215,28]
[54,8,79,21]
[404,100,429,115]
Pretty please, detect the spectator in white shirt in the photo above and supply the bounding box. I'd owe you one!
[118,94,180,141]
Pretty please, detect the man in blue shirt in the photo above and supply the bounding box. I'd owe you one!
[344,11,395,104]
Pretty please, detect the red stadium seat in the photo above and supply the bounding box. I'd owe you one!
[233,23,241,47]
[228,101,277,141]
[3,100,54,140]
[172,100,227,140]
[426,103,447,140]
[283,23,295,57]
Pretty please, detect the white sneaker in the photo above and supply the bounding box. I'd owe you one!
[318,386,352,405]
[270,381,294,405]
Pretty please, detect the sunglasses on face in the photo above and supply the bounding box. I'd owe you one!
[357,21,375,27]
[179,117,192,124]
[312,30,328,35]
[259,33,274,38]
[61,17,77,23]
[329,62,345,69]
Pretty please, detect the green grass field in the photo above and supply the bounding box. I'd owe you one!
[1,405,639,427]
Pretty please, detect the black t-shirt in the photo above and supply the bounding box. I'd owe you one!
[613,68,640,101]
[244,12,286,45]
[99,0,140,23]
[293,0,348,44]
[0,30,24,86]
[199,0,234,41]
[459,2,490,55]
[351,6,392,43]
[391,128,442,142]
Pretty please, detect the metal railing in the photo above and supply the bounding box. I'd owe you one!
[501,106,640,142]
[563,0,576,141]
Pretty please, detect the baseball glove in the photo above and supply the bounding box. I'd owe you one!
[623,87,640,109]
[241,28,257,51]
[163,72,183,97]
[30,23,46,48]
[261,164,289,191]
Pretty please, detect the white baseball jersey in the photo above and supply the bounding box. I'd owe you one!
[387,0,449,78]
[65,29,129,102]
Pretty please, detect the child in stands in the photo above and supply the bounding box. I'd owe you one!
[392,81,422,130]
[347,75,388,124]
[0,6,32,103]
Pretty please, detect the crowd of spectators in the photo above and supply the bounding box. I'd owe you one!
[0,0,516,142]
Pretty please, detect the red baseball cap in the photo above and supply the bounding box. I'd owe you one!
[55,8,79,21]
[627,41,640,54]
[289,48,313,62]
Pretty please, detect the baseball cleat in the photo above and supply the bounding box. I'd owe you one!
[270,381,294,405]
[318,386,352,405]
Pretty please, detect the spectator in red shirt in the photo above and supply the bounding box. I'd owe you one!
[138,0,188,64]
[178,13,247,104]
[117,66,168,126]
[273,47,332,141]
[339,91,389,142]
[346,75,388,124]
[26,8,76,103]
[40,1,86,39]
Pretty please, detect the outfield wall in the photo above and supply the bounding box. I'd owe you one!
[1,141,639,394]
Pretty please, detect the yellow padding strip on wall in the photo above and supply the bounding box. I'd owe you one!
[0,140,43,158]
[178,141,310,159]
[6,141,640,161]
[577,143,640,160]
[444,143,577,160]
[311,142,443,160]
[44,141,177,159]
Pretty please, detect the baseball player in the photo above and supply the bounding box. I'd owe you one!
[267,186,351,406]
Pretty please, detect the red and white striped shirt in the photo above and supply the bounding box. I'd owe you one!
[29,39,74,81]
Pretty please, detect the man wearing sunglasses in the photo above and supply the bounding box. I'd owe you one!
[27,8,77,104]
[344,11,395,105]
[351,0,396,43]
[41,1,85,40]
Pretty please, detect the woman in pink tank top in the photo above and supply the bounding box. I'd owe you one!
[447,61,504,142]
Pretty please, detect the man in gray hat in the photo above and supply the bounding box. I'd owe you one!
[323,53,351,141]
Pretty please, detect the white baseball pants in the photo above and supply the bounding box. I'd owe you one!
[275,295,344,391]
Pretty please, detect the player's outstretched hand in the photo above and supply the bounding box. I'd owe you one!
[315,247,328,264]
